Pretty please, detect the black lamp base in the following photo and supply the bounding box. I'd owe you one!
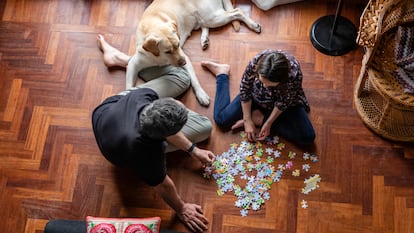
[310,15,357,56]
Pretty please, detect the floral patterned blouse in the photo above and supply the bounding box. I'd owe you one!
[239,49,310,112]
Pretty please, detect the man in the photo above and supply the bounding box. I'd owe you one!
[92,35,215,232]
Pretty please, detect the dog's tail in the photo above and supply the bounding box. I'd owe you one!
[223,0,240,32]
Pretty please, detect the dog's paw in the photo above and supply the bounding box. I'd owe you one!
[196,91,210,107]
[254,23,262,33]
[201,38,210,50]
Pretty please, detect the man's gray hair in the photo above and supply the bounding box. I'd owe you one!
[139,98,188,139]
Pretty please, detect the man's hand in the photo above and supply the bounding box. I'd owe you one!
[156,176,210,232]
[177,203,209,232]
[191,147,215,168]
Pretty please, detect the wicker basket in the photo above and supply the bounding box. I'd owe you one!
[354,0,414,141]
[356,0,393,48]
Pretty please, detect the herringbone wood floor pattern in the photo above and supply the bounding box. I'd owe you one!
[1,0,414,232]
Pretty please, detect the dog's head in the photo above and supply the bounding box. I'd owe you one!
[141,23,186,67]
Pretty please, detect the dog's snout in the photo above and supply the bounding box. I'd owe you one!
[178,59,186,66]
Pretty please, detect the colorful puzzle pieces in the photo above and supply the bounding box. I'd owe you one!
[203,133,321,216]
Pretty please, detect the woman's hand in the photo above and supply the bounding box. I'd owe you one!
[256,107,281,141]
[243,119,257,142]
[257,121,271,141]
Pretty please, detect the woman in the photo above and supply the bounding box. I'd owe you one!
[202,49,315,145]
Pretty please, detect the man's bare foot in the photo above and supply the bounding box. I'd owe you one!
[97,34,130,68]
[201,61,230,77]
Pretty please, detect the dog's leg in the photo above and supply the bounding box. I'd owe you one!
[222,0,240,32]
[200,27,210,50]
[179,33,192,48]
[230,8,262,33]
[183,54,210,106]
[205,8,261,33]
[125,54,140,89]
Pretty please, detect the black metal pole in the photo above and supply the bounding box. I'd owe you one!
[331,0,343,38]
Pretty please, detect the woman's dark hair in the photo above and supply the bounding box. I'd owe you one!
[139,98,188,139]
[257,52,290,83]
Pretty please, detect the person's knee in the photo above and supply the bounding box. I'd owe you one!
[195,124,212,143]
[171,67,191,89]
[213,114,225,128]
[176,73,191,89]
[199,116,213,136]
[298,131,315,145]
[185,113,213,143]
[183,74,191,88]
[213,116,232,130]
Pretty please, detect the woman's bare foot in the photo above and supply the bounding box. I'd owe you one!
[230,109,264,130]
[201,61,230,77]
[231,119,244,130]
[97,34,130,68]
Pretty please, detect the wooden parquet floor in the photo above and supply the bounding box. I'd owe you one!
[1,0,414,232]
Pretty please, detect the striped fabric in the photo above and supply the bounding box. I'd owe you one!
[393,68,414,94]
[393,25,414,94]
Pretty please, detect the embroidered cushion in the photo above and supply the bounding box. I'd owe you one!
[86,216,161,233]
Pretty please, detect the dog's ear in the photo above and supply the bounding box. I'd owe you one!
[170,21,180,41]
[142,36,160,56]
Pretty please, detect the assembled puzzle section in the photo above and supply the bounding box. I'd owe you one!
[203,133,321,217]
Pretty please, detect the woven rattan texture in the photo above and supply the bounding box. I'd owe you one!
[382,0,414,34]
[357,0,393,47]
[354,0,414,141]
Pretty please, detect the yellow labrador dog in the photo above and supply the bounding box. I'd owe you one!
[126,0,261,106]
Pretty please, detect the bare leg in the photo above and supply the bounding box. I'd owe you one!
[96,34,130,68]
[201,61,230,76]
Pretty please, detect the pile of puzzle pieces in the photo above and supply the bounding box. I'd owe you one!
[203,133,321,217]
